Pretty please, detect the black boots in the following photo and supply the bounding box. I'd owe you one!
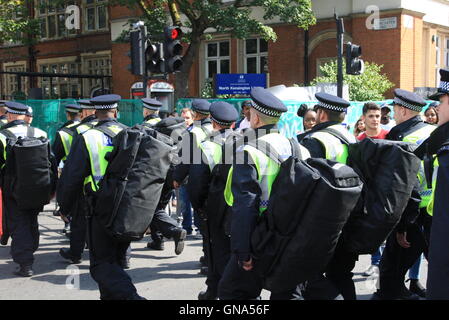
[407,279,426,298]
[14,265,33,277]
[59,248,82,264]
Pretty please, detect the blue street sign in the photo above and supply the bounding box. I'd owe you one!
[215,73,267,95]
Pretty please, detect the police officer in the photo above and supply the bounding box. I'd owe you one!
[173,99,213,272]
[188,101,238,300]
[58,94,142,299]
[142,98,162,126]
[0,102,54,277]
[218,88,310,300]
[372,89,435,300]
[0,101,8,126]
[297,93,356,300]
[53,104,82,165]
[416,68,449,299]
[75,99,98,137]
[142,99,187,254]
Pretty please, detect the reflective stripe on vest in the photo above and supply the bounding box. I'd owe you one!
[224,133,310,214]
[77,121,98,135]
[59,122,80,161]
[402,124,436,209]
[145,118,161,126]
[191,126,208,147]
[0,125,47,168]
[82,125,125,192]
[426,158,439,217]
[310,124,355,164]
[0,119,7,126]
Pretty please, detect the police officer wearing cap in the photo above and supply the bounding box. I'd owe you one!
[25,107,33,125]
[53,104,82,165]
[372,89,435,300]
[0,100,8,126]
[413,69,449,299]
[57,95,143,300]
[187,101,239,300]
[297,93,356,300]
[218,88,310,300]
[142,98,163,127]
[74,99,98,137]
[0,101,55,277]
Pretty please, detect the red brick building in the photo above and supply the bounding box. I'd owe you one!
[1,0,448,104]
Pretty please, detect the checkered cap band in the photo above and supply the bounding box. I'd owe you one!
[251,101,282,118]
[440,81,449,92]
[94,103,118,110]
[66,108,80,113]
[393,97,422,112]
[211,116,232,127]
[317,102,346,112]
[6,108,26,115]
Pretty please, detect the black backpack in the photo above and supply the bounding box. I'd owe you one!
[2,127,55,211]
[93,124,174,242]
[250,139,363,293]
[342,138,421,254]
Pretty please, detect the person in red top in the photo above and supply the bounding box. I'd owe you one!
[357,102,389,141]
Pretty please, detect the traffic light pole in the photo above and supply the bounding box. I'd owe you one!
[140,25,148,98]
[336,14,344,98]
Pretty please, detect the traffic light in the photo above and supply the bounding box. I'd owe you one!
[128,30,144,75]
[146,41,164,74]
[345,42,364,75]
[163,26,183,73]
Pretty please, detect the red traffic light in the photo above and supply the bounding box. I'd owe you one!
[171,29,179,40]
[165,26,182,40]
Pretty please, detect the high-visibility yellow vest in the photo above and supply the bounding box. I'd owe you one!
[82,124,125,193]
[310,124,355,164]
[144,118,161,126]
[76,120,98,135]
[224,133,310,214]
[58,121,80,161]
[402,124,436,209]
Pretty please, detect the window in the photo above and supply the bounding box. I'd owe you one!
[436,36,441,87]
[3,65,27,99]
[39,62,81,99]
[205,41,230,79]
[244,38,268,73]
[85,0,108,31]
[83,56,111,95]
[37,0,76,39]
[445,38,449,68]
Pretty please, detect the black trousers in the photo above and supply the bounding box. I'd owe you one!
[325,239,359,300]
[69,194,88,257]
[379,214,428,299]
[205,224,231,295]
[4,196,40,266]
[149,209,179,243]
[88,215,137,300]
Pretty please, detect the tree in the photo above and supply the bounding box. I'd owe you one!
[0,1,39,45]
[311,60,395,101]
[111,0,316,101]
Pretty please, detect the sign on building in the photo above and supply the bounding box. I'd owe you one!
[373,17,398,30]
[215,73,267,95]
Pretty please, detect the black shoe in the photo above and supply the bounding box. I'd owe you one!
[199,255,208,267]
[200,266,208,275]
[408,279,426,298]
[127,293,146,300]
[397,286,421,300]
[146,241,164,251]
[173,228,187,255]
[59,248,82,264]
[198,289,217,300]
[119,259,131,270]
[14,265,33,277]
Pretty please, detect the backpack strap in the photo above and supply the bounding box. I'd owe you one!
[95,125,119,138]
[1,129,16,141]
[247,139,283,164]
[60,126,75,137]
[321,127,352,146]
[26,126,35,138]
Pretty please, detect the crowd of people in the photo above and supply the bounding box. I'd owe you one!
[0,69,449,301]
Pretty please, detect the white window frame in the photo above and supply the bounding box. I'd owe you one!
[205,41,231,80]
[445,37,449,69]
[244,38,268,74]
[36,0,76,40]
[84,0,109,32]
[436,35,441,87]
[3,63,28,99]
[39,60,81,99]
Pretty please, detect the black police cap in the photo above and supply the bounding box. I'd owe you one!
[142,98,163,111]
[5,101,28,115]
[192,99,211,115]
[210,101,239,126]
[90,94,121,110]
[429,69,449,101]
[250,87,287,117]
[390,89,426,112]
[315,92,350,112]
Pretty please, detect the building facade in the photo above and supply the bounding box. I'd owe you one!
[1,0,448,101]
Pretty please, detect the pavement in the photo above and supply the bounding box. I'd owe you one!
[0,202,428,300]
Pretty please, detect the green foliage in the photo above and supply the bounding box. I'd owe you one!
[0,0,39,44]
[311,60,395,101]
[200,80,214,98]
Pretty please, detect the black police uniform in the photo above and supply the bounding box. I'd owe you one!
[424,69,449,299]
[0,102,56,276]
[188,101,239,299]
[297,93,355,300]
[58,95,140,300]
[374,90,431,300]
[217,88,302,300]
[53,104,82,166]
